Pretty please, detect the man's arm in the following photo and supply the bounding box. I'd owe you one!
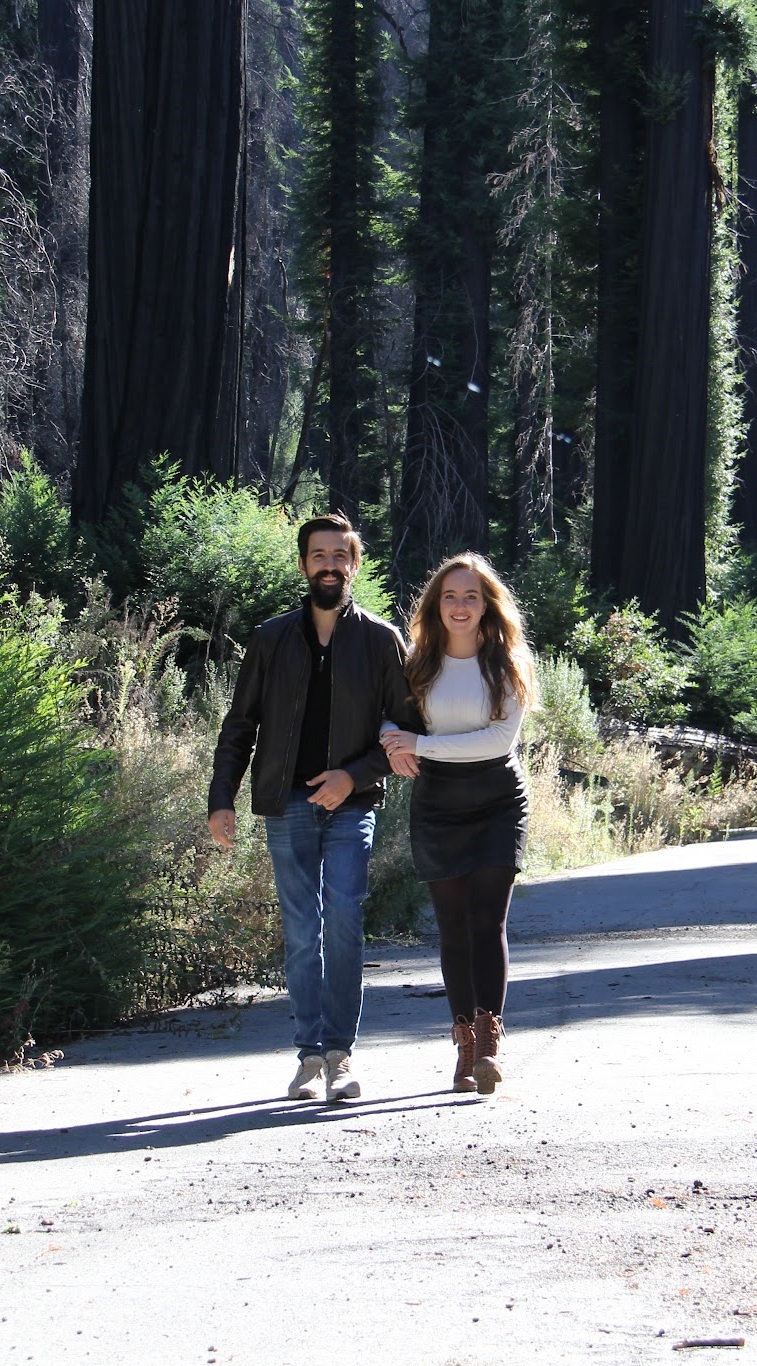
[381,626,423,733]
[341,624,422,793]
[207,632,265,825]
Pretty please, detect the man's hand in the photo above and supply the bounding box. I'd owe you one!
[381,726,420,778]
[209,808,236,848]
[306,769,355,810]
[388,751,420,778]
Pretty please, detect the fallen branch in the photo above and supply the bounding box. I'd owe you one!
[672,1340,745,1352]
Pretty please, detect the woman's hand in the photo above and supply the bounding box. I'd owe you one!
[381,728,420,778]
[381,727,418,756]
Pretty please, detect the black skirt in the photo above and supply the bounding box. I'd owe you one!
[410,753,529,882]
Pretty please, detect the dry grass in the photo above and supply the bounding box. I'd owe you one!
[523,745,621,877]
[106,703,284,1012]
[522,738,757,878]
[89,678,757,1015]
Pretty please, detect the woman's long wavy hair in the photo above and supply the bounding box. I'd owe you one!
[405,553,537,721]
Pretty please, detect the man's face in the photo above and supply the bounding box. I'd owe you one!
[299,531,358,610]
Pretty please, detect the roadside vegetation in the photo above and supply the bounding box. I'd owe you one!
[2,457,757,1064]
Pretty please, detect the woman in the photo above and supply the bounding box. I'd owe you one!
[382,553,536,1096]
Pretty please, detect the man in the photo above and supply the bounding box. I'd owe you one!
[208,514,417,1102]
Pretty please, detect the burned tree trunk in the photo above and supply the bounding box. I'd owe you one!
[619,0,711,631]
[75,0,246,523]
[396,0,499,594]
[591,1,645,597]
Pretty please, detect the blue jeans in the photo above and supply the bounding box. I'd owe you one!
[265,790,376,1058]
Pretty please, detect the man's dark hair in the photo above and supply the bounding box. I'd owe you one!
[297,513,363,564]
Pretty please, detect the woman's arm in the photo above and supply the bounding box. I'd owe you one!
[381,698,526,763]
[415,702,525,760]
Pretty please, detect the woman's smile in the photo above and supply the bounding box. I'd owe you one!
[439,567,486,654]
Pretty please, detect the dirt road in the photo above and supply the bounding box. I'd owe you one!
[2,838,756,1365]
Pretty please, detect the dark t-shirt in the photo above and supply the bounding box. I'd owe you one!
[292,603,333,784]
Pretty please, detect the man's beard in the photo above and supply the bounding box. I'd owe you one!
[308,570,351,610]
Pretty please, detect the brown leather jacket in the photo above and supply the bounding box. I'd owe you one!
[208,598,418,817]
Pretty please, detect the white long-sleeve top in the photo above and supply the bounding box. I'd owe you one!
[414,654,525,762]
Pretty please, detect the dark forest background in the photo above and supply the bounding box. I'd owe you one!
[3,0,757,1060]
[4,0,757,626]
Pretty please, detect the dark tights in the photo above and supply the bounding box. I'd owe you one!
[428,866,517,1022]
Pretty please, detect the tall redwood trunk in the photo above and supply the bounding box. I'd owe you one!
[619,0,711,631]
[75,0,246,523]
[396,0,495,594]
[591,1,645,597]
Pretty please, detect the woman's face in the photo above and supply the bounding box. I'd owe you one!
[438,568,486,651]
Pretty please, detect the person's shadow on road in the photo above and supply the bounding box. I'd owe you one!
[0,1089,483,1164]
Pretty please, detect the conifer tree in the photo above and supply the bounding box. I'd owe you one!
[295,0,380,522]
[737,73,757,548]
[707,45,745,585]
[35,0,89,474]
[493,0,595,564]
[618,0,713,630]
[241,0,303,492]
[395,0,513,591]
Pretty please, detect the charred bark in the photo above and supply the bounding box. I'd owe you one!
[396,0,497,593]
[591,1,645,597]
[75,0,246,523]
[619,0,711,632]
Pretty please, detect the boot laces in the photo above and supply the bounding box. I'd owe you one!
[474,1010,504,1058]
[452,1016,475,1074]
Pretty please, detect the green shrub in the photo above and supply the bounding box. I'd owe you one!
[365,776,425,936]
[513,540,591,654]
[113,739,285,1012]
[0,607,148,1058]
[350,556,395,618]
[681,597,757,739]
[88,458,395,656]
[61,578,195,736]
[0,590,288,1058]
[527,654,602,767]
[570,601,689,725]
[143,476,395,637]
[141,473,302,645]
[80,466,160,604]
[0,450,87,605]
[707,547,757,601]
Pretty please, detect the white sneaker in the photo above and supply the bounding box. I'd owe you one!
[324,1049,361,1102]
[287,1054,324,1100]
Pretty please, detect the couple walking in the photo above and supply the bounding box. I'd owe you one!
[208,514,536,1102]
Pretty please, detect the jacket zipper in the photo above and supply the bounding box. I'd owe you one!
[326,611,341,768]
[277,622,311,811]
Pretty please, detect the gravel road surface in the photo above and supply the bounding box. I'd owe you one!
[2,837,756,1366]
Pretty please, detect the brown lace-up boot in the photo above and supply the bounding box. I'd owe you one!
[473,1009,504,1095]
[451,1016,477,1093]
